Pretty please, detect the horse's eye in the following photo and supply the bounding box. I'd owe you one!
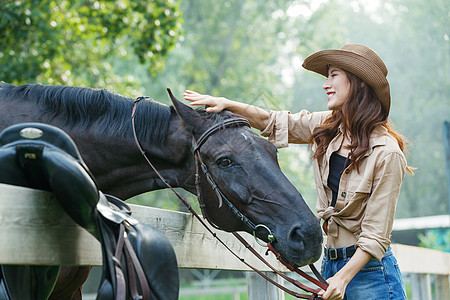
[217,157,233,167]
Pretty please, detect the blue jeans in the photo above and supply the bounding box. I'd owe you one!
[321,247,407,299]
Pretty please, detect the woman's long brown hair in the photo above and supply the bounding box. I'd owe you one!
[310,70,414,174]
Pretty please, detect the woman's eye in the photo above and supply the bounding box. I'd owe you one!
[217,158,233,167]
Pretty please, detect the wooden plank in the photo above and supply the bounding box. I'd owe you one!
[2,183,450,278]
[0,183,101,266]
[0,183,288,271]
[129,202,288,271]
[391,244,450,275]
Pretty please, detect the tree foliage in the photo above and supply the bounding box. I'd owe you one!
[0,0,182,94]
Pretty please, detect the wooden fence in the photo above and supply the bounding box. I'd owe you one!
[0,183,449,299]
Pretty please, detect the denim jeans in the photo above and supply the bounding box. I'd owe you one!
[321,247,407,299]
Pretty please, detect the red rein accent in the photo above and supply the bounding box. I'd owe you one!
[267,243,328,291]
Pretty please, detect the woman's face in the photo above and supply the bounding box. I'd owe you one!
[322,65,351,111]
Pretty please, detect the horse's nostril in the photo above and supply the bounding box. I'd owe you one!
[289,227,306,250]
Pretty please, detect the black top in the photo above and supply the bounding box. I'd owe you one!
[327,152,351,207]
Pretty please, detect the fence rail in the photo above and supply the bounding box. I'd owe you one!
[0,183,449,299]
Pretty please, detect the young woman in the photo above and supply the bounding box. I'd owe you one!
[183,44,412,300]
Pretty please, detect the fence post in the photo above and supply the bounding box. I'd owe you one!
[434,274,449,300]
[410,273,431,300]
[247,271,285,300]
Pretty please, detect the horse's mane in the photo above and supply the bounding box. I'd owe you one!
[1,83,172,144]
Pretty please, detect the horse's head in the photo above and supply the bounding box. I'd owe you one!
[169,91,322,267]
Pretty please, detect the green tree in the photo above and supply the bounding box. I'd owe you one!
[0,0,183,94]
[419,228,450,252]
[137,0,310,103]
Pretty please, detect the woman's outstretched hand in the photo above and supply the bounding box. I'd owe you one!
[183,89,270,130]
[183,90,229,113]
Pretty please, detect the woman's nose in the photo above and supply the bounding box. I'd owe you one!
[322,78,331,90]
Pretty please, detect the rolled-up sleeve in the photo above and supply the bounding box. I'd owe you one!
[260,110,330,148]
[357,152,406,260]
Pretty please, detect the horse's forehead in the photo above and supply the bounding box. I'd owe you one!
[214,127,254,141]
[208,129,271,153]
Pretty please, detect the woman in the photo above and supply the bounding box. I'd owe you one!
[183,44,412,300]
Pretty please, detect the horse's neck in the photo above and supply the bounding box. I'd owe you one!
[71,127,195,199]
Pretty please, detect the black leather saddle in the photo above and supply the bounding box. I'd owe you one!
[0,123,179,300]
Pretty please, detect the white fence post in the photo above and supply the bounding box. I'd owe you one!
[247,271,285,300]
[410,273,431,300]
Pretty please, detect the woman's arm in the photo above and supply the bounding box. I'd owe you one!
[318,247,372,300]
[183,90,270,130]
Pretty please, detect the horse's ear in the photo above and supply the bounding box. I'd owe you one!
[167,88,208,136]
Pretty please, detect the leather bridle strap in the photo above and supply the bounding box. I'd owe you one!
[194,149,258,232]
[233,232,324,295]
[267,243,328,289]
[192,118,251,153]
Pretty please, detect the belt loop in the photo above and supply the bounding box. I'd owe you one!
[343,247,348,259]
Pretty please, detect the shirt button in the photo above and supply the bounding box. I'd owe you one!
[341,192,347,197]
[345,169,350,174]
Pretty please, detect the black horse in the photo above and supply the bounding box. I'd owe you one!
[0,82,322,299]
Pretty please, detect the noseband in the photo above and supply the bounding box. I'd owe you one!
[131,94,328,299]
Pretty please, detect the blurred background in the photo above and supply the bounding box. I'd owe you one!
[2,0,448,298]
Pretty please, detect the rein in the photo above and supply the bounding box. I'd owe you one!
[131,95,328,299]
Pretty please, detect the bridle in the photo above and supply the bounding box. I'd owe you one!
[131,94,328,299]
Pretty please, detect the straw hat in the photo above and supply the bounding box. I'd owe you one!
[302,44,390,114]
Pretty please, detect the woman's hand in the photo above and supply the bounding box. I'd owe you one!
[318,248,372,300]
[317,276,346,300]
[183,90,229,113]
[183,89,270,130]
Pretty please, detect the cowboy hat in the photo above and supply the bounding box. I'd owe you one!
[302,44,390,114]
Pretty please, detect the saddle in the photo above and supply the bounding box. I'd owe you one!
[0,123,179,300]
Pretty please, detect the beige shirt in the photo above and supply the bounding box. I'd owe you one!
[261,110,407,261]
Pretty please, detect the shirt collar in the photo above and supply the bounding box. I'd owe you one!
[325,124,388,159]
[365,125,388,156]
